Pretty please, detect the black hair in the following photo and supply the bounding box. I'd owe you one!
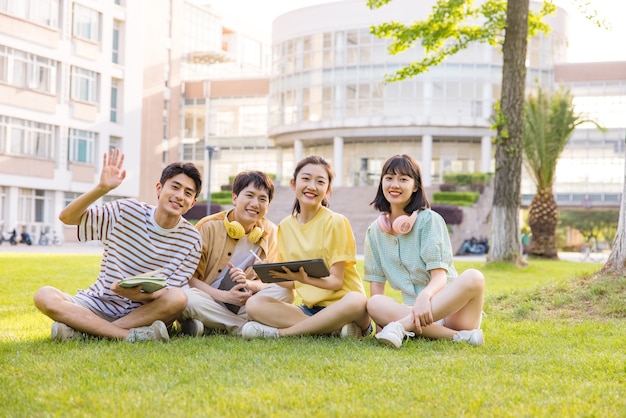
[291,155,334,215]
[232,171,275,202]
[160,162,202,197]
[370,154,430,213]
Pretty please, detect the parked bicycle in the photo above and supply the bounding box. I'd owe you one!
[0,227,16,245]
[39,227,50,246]
[51,230,63,246]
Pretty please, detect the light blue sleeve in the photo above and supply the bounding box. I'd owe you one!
[364,224,386,283]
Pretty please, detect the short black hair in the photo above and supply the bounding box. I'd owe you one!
[370,154,430,214]
[232,171,275,202]
[160,162,202,197]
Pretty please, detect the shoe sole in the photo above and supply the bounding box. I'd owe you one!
[470,330,484,346]
[375,335,402,348]
[51,322,76,342]
[340,323,362,339]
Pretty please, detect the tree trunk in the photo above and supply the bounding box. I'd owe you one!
[601,137,626,275]
[527,188,559,259]
[489,0,528,264]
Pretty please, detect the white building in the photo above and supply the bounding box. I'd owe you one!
[1,0,623,245]
[0,0,144,242]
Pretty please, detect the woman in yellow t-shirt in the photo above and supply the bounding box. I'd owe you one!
[242,155,371,339]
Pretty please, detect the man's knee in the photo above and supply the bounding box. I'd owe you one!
[33,286,62,314]
[160,287,188,312]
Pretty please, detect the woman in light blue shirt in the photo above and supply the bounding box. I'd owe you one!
[364,154,485,348]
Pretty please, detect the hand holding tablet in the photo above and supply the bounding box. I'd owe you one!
[252,259,330,283]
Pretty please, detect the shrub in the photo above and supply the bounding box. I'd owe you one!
[439,183,457,192]
[184,202,222,220]
[431,204,463,225]
[433,191,479,205]
[442,172,492,186]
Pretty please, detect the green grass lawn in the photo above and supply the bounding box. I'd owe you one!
[1,253,624,417]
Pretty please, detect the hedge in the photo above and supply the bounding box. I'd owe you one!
[432,191,479,205]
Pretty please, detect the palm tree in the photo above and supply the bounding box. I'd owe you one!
[522,87,602,259]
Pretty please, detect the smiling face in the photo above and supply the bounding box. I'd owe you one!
[382,172,418,211]
[154,173,198,228]
[231,183,270,232]
[291,163,331,211]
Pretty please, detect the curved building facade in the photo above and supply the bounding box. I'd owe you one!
[268,0,568,186]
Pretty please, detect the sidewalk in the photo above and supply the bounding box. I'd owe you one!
[0,241,103,255]
[454,251,609,264]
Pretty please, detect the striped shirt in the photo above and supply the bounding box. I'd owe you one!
[75,198,202,318]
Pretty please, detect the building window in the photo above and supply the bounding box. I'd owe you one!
[0,116,54,159]
[112,20,120,64]
[63,192,80,207]
[110,79,120,122]
[109,136,122,152]
[18,189,51,228]
[73,4,100,42]
[71,66,97,103]
[0,0,59,27]
[69,128,96,164]
[0,47,56,93]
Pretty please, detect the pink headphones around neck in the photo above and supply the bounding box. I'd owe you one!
[377,211,418,235]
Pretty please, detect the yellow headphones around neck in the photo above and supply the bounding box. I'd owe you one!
[223,209,264,243]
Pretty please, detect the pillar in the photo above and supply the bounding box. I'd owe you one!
[333,136,344,187]
[421,135,433,187]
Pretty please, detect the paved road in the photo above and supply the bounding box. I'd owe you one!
[1,242,608,263]
[454,251,608,263]
[0,242,103,255]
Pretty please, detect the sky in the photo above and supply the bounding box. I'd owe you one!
[202,0,625,63]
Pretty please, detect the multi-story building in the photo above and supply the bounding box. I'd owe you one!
[0,0,144,242]
[185,0,626,201]
[1,0,623,245]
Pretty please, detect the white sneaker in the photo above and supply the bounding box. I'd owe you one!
[180,318,204,337]
[126,320,170,343]
[375,321,415,348]
[241,321,279,339]
[453,329,484,346]
[340,322,362,339]
[51,322,85,342]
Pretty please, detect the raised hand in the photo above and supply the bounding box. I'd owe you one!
[100,149,127,190]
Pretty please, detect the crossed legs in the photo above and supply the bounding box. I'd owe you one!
[34,286,187,340]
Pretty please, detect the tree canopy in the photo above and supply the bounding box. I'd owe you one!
[366,0,554,82]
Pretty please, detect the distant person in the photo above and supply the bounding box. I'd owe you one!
[242,155,371,339]
[521,228,531,255]
[364,154,485,348]
[34,149,203,342]
[178,170,294,336]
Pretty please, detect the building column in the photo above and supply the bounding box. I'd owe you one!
[481,136,492,173]
[333,136,344,187]
[421,135,433,187]
[294,139,303,164]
